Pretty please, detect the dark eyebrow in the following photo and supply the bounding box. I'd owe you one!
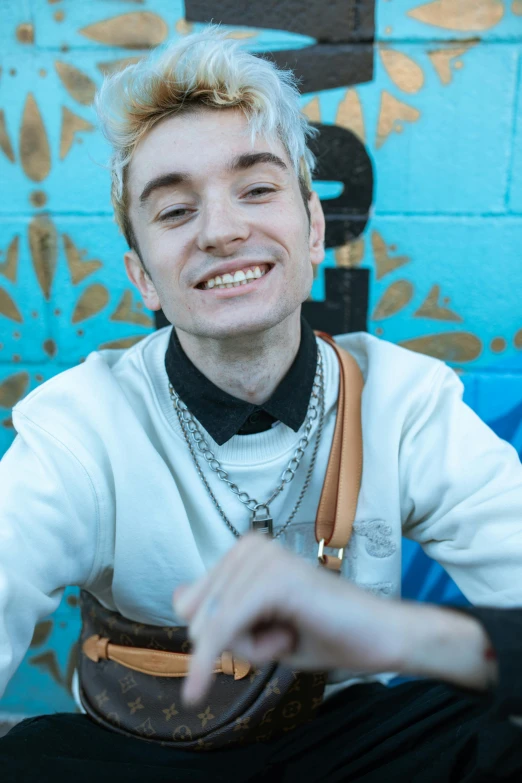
[139,172,189,206]
[139,153,287,206]
[228,152,288,173]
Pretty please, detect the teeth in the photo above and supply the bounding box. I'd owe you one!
[202,265,269,289]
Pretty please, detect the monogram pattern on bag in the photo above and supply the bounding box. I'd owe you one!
[107,711,120,726]
[119,674,137,694]
[264,678,281,698]
[162,626,181,639]
[136,717,156,738]
[79,590,327,749]
[147,638,167,651]
[95,689,109,707]
[173,725,192,741]
[128,696,145,715]
[282,701,302,720]
[119,633,133,645]
[197,706,215,727]
[260,708,274,725]
[162,703,179,721]
[234,717,250,731]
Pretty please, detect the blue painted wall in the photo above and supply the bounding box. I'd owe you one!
[0,0,521,716]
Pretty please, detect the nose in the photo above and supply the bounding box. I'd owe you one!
[197,194,250,256]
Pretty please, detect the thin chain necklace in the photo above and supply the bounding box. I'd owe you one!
[169,344,325,538]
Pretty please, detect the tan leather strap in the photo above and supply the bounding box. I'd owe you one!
[314,332,363,568]
[82,634,251,680]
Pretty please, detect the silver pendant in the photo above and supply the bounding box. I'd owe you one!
[251,504,273,537]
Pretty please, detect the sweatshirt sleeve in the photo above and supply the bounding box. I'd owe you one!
[400,363,522,716]
[0,410,102,700]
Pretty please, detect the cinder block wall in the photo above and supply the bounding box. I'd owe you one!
[1,0,521,717]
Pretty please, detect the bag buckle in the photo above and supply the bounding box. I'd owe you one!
[317,539,344,573]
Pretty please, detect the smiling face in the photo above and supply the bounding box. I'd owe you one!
[124,108,325,340]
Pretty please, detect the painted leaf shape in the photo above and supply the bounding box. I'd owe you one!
[371,231,410,280]
[399,332,482,363]
[110,290,153,327]
[379,49,424,94]
[0,287,23,322]
[20,94,51,182]
[515,328,522,349]
[29,215,58,300]
[99,335,145,350]
[372,280,413,320]
[0,371,29,408]
[302,97,321,123]
[226,30,258,39]
[336,89,365,142]
[60,107,95,160]
[62,233,102,284]
[30,620,53,648]
[43,339,57,358]
[335,238,365,267]
[72,284,110,323]
[428,44,476,85]
[0,109,15,162]
[413,285,463,321]
[55,62,96,105]
[79,12,168,50]
[376,92,421,149]
[29,651,64,685]
[408,0,504,31]
[96,57,142,77]
[0,235,20,282]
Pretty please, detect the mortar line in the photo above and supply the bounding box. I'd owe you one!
[505,49,522,211]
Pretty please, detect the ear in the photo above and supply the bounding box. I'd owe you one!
[308,191,325,267]
[124,249,162,311]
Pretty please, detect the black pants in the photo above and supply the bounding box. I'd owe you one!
[1,680,521,782]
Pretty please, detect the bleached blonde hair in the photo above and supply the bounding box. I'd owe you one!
[95,25,318,252]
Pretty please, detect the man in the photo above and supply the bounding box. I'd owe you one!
[1,27,522,781]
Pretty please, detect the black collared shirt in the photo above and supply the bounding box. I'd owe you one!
[165,318,318,445]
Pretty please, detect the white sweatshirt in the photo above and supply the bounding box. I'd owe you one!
[1,326,522,704]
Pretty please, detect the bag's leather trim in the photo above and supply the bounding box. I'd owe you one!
[82,634,251,680]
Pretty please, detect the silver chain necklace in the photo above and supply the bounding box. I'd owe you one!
[169,345,325,538]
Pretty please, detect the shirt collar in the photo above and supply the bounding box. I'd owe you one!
[165,317,318,446]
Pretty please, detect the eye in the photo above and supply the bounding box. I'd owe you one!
[245,186,276,198]
[158,208,192,222]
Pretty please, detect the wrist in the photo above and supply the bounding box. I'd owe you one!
[395,602,498,691]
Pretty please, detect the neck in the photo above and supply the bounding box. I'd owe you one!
[175,311,302,405]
